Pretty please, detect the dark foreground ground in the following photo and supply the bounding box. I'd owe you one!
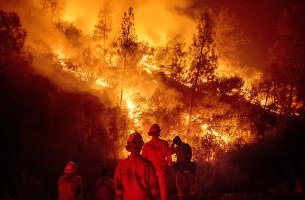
[192,193,304,200]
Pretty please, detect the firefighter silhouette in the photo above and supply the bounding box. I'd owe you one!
[142,124,172,200]
[114,132,160,200]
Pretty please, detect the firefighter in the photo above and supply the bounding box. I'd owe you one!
[58,161,84,200]
[171,136,197,200]
[95,170,115,200]
[114,132,160,200]
[142,124,172,200]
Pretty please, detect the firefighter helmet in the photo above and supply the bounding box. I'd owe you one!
[148,124,161,136]
[64,161,78,174]
[126,132,144,152]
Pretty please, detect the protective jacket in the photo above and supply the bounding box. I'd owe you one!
[142,137,172,173]
[114,153,159,200]
[58,174,83,200]
[142,137,172,200]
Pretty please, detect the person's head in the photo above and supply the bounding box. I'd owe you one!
[64,161,78,174]
[126,132,144,154]
[173,136,182,146]
[148,124,161,137]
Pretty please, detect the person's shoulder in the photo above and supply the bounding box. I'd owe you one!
[160,138,169,145]
[59,174,69,180]
[116,158,127,166]
[73,175,82,180]
[184,143,192,152]
[58,175,65,183]
[71,175,83,185]
[183,142,191,148]
[143,139,153,146]
[58,174,73,184]
[144,139,152,144]
[120,157,129,163]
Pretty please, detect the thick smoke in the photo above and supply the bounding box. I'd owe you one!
[0,1,66,52]
[0,0,197,94]
[60,0,196,45]
[17,0,197,46]
[3,0,258,142]
[0,0,260,84]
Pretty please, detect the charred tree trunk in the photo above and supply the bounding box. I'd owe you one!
[187,70,199,133]
[119,51,127,108]
[273,82,276,106]
[187,45,204,133]
[264,81,272,109]
[288,67,295,115]
[288,36,295,115]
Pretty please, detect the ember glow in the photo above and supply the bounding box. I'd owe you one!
[43,7,254,160]
[140,54,160,74]
[95,78,109,88]
[54,49,109,87]
[123,90,141,128]
[2,0,303,162]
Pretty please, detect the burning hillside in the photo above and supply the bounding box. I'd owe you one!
[1,0,304,161]
[1,0,305,199]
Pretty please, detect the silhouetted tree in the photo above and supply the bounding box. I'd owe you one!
[155,34,187,82]
[92,4,112,57]
[253,62,281,112]
[217,75,244,98]
[187,11,218,132]
[0,10,26,61]
[56,21,82,47]
[214,8,246,67]
[268,5,305,115]
[113,7,138,107]
[41,0,63,16]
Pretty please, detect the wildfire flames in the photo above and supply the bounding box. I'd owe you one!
[4,0,300,162]
[47,6,255,161]
[52,46,255,160]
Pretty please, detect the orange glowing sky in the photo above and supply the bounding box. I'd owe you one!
[1,0,304,71]
[1,0,304,160]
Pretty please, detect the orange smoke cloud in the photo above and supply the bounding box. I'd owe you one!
[60,0,196,45]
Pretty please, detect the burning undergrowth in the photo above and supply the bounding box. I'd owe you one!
[0,0,277,163]
[1,1,305,198]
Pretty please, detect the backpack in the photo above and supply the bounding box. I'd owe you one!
[173,143,196,173]
[184,143,192,162]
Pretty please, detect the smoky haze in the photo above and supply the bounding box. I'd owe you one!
[0,0,197,96]
[3,0,300,147]
[2,3,305,199]
[0,0,266,85]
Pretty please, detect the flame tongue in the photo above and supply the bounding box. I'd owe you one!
[52,48,252,161]
[46,4,260,161]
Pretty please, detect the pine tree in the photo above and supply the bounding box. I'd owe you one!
[115,7,138,108]
[187,11,218,132]
[155,34,187,82]
[0,10,26,61]
[92,4,112,55]
[268,5,305,115]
